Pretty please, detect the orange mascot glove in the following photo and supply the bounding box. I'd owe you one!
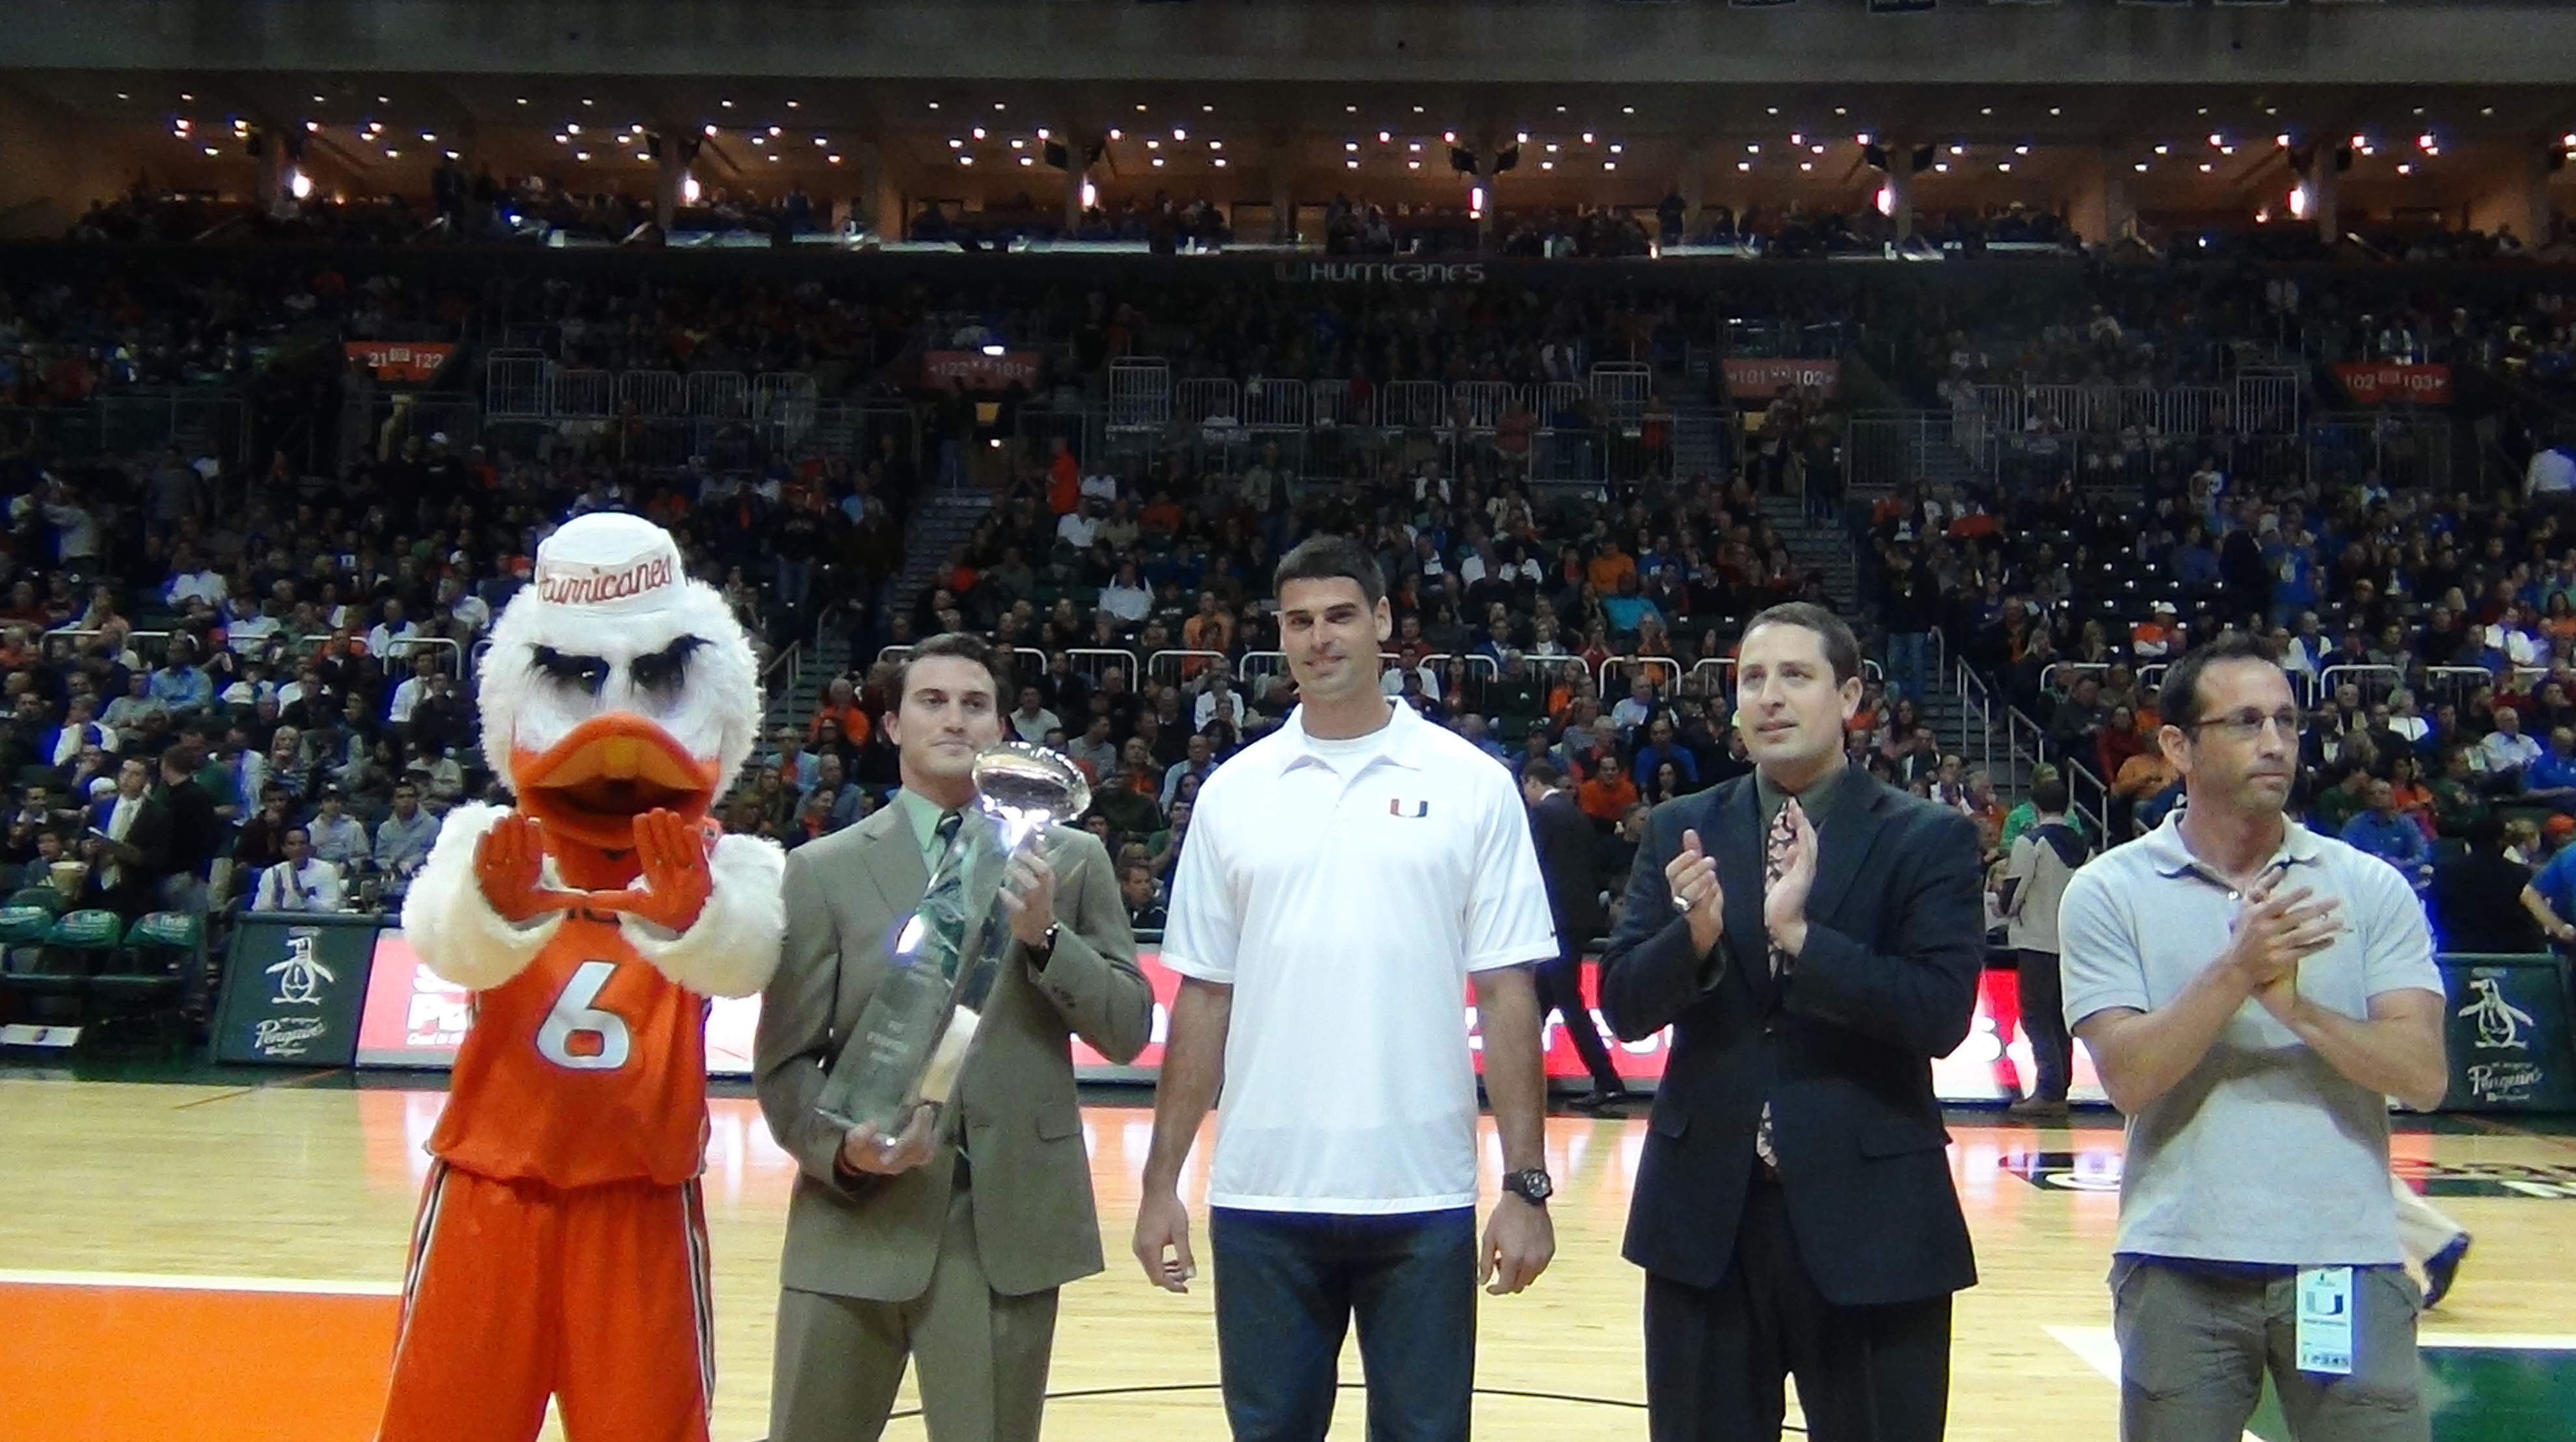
[591,808,715,933]
[472,812,592,924]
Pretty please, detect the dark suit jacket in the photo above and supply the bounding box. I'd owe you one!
[82,793,172,918]
[1529,789,1601,965]
[1598,767,1983,1308]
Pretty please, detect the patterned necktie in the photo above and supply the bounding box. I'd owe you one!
[1764,805,1797,978]
[1756,803,1798,1171]
[933,810,963,861]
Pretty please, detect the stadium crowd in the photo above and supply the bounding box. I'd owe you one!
[6,235,2576,1048]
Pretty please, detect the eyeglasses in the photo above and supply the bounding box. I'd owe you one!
[2183,708,2309,741]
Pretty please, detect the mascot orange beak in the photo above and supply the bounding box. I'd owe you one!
[512,714,720,853]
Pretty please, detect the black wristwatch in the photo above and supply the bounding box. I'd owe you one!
[1026,921,1060,968]
[1503,1167,1553,1207]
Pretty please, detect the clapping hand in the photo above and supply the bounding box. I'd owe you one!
[1665,827,1724,953]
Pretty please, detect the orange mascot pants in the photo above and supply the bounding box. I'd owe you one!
[374,1161,713,1442]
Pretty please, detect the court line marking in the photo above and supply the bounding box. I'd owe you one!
[2051,1322,2576,1361]
[0,1268,400,1296]
[2048,1321,2576,1442]
[172,1069,343,1110]
[2046,1326,2262,1442]
[2455,1113,2576,1158]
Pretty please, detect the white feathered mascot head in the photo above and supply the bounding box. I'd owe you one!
[478,513,761,855]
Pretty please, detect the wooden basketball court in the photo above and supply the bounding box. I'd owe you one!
[3,1073,2572,1441]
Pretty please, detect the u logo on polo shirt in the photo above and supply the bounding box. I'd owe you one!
[1388,798,1430,818]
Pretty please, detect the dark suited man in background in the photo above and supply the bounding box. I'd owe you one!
[756,632,1154,1442]
[1522,756,1631,1112]
[82,755,172,921]
[1598,601,1983,1442]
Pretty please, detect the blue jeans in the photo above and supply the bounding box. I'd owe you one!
[1209,1206,1477,1442]
[774,557,813,613]
[1887,630,1932,705]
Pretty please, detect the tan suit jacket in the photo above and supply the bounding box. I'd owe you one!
[756,803,1151,1302]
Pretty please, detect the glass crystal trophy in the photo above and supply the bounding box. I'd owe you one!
[814,742,1092,1136]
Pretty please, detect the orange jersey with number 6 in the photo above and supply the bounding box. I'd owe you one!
[428,911,712,1189]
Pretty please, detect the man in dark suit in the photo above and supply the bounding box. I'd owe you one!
[1599,602,1983,1442]
[81,755,174,922]
[1521,756,1630,1111]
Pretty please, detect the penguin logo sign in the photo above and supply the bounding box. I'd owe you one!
[2458,976,2534,1051]
[266,932,337,1008]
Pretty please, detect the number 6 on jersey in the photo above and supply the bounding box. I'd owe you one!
[538,960,632,1070]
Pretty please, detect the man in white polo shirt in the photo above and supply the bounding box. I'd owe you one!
[1133,534,1559,1442]
[2059,632,2448,1442]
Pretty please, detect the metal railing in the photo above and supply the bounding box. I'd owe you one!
[2316,663,2406,706]
[1062,648,1142,689]
[1599,655,1684,697]
[1146,649,1229,689]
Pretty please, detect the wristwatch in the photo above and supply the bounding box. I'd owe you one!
[1503,1167,1554,1207]
[1026,921,1061,968]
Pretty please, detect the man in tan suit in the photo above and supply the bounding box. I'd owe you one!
[757,632,1153,1442]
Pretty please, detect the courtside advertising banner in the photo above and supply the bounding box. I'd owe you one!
[355,932,2096,1101]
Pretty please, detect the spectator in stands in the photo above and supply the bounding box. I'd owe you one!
[372,781,440,900]
[13,827,71,893]
[1631,717,1698,793]
[5,782,59,868]
[47,693,113,769]
[1065,715,1118,784]
[2478,706,2543,792]
[305,786,368,870]
[249,827,345,913]
[1575,752,1640,825]
[1146,799,1191,885]
[386,652,440,728]
[1607,673,1661,740]
[2049,673,2112,764]
[2342,779,2433,890]
[147,637,214,718]
[100,670,164,746]
[2523,728,2576,808]
[1160,733,1216,810]
[1193,672,1246,736]
[1089,758,1162,844]
[808,676,870,751]
[405,672,469,758]
[1120,861,1167,931]
[367,599,421,666]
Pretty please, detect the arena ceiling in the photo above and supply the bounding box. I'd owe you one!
[18,73,2569,215]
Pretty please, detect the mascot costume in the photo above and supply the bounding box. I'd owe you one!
[377,512,785,1442]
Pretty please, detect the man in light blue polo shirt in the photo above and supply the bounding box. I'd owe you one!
[2059,633,2447,1442]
